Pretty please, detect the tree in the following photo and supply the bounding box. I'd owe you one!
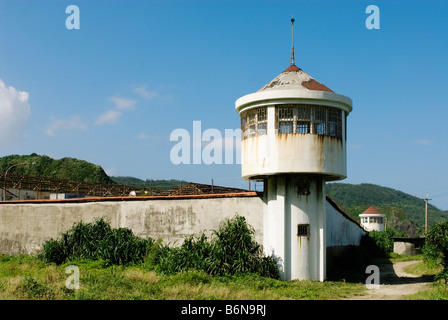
[368,229,396,256]
[423,220,448,282]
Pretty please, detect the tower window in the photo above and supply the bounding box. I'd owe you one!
[275,104,342,139]
[241,107,268,140]
[277,106,294,134]
[257,107,267,135]
[297,224,310,237]
[296,107,311,134]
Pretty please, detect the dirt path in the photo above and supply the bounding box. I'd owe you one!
[345,260,433,300]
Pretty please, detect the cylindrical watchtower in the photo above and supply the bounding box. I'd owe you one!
[235,21,352,281]
[360,206,385,232]
[236,64,352,180]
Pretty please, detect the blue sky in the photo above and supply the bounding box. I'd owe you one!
[1,0,448,210]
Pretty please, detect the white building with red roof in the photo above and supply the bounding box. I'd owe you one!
[359,206,385,232]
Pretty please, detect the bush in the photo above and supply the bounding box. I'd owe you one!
[423,221,448,279]
[155,215,280,279]
[156,234,212,274]
[207,215,278,278]
[367,229,396,256]
[39,217,154,266]
[97,227,153,265]
[39,215,280,279]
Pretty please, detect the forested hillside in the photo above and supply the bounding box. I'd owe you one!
[326,182,448,235]
[0,154,114,184]
[110,176,189,190]
[0,154,188,191]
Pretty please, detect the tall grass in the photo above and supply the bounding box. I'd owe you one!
[153,215,280,279]
[39,215,280,279]
[207,215,279,278]
[39,218,153,266]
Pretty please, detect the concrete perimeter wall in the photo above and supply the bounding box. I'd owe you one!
[0,193,264,255]
[0,193,365,258]
[326,197,366,248]
[326,197,367,271]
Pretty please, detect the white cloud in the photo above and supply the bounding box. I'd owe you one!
[109,95,136,110]
[105,167,118,176]
[45,115,87,137]
[95,109,122,125]
[414,139,433,146]
[132,85,159,100]
[96,94,135,126]
[137,132,151,140]
[0,79,31,143]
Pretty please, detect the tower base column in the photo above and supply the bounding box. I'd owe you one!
[263,175,326,281]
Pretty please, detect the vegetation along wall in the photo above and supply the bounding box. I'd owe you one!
[0,193,263,255]
[0,193,365,264]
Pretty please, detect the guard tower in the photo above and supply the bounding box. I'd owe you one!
[235,18,353,281]
[359,206,385,232]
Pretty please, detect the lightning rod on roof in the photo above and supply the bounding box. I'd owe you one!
[290,16,295,66]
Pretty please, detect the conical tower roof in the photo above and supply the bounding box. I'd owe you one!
[361,206,384,215]
[257,64,334,93]
[235,63,352,114]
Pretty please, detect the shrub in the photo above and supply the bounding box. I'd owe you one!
[155,215,280,279]
[39,217,154,266]
[39,239,67,265]
[39,215,279,279]
[156,234,212,274]
[367,229,396,255]
[207,215,278,278]
[97,227,153,266]
[423,220,448,282]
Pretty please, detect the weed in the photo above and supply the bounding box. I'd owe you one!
[39,217,154,266]
[154,215,280,279]
[18,275,55,299]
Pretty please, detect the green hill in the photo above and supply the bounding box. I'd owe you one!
[0,154,188,191]
[110,176,189,191]
[0,153,114,184]
[326,182,448,235]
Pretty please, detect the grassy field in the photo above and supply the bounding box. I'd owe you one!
[4,253,448,300]
[400,258,448,300]
[409,281,448,300]
[3,216,446,301]
[0,254,366,300]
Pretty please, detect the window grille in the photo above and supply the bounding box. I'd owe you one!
[277,106,294,134]
[314,106,327,135]
[297,224,310,237]
[241,107,268,140]
[328,108,342,138]
[241,105,344,139]
[275,104,343,139]
[296,107,311,134]
[257,107,267,136]
[296,179,310,195]
[247,113,257,138]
